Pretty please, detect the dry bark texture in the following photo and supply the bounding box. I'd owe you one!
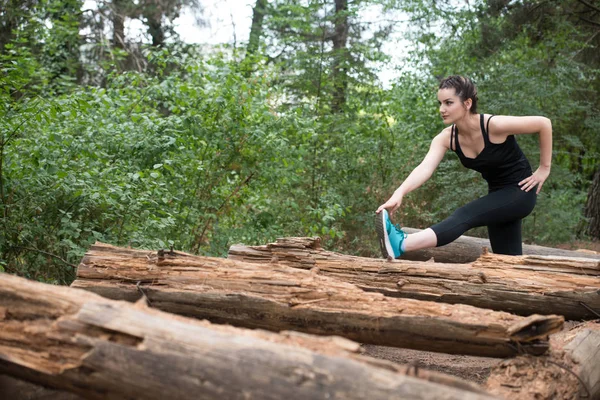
[0,373,84,400]
[72,242,564,358]
[0,273,502,400]
[485,321,600,400]
[585,169,600,240]
[228,237,600,320]
[400,228,600,263]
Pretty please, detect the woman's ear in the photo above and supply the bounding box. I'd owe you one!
[464,98,472,111]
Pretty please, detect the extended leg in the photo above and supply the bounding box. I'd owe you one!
[376,185,535,258]
[403,228,437,252]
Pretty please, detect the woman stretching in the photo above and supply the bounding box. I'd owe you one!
[376,75,552,258]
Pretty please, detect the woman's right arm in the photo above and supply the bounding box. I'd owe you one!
[376,129,450,214]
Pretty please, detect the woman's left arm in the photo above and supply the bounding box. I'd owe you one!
[489,115,552,194]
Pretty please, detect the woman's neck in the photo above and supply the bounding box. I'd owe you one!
[455,113,481,138]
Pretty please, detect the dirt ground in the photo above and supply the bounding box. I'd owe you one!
[362,344,500,385]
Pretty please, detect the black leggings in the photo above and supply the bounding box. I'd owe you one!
[430,185,537,255]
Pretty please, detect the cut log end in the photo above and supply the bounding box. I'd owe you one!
[486,321,600,400]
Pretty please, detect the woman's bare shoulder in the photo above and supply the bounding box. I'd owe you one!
[433,126,453,149]
[487,115,551,136]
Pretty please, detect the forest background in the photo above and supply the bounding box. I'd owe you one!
[1,0,598,284]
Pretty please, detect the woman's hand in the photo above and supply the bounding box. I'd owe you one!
[519,166,550,194]
[376,193,403,214]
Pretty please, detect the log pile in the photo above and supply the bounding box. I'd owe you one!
[228,237,600,320]
[70,242,563,358]
[3,234,600,399]
[0,273,498,400]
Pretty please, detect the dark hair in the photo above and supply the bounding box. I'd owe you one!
[438,75,478,114]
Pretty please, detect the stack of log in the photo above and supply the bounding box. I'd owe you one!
[0,231,599,399]
[0,273,496,399]
[227,235,600,399]
[70,242,562,357]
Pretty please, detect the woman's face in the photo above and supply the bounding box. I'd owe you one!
[437,88,469,124]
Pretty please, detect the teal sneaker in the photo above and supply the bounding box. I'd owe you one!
[376,209,407,259]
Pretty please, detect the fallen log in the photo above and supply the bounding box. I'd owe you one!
[473,251,600,277]
[0,273,499,400]
[401,227,600,263]
[228,238,600,320]
[485,321,600,400]
[71,242,563,358]
[0,374,83,400]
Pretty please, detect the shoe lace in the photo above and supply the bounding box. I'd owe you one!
[392,223,404,235]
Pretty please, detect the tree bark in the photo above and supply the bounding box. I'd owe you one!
[485,321,600,400]
[246,0,268,57]
[0,0,38,53]
[0,10,15,53]
[145,14,165,47]
[229,238,600,320]
[331,0,348,113]
[399,227,600,263]
[71,242,563,358]
[585,168,600,240]
[111,0,127,49]
[0,374,83,400]
[0,273,501,400]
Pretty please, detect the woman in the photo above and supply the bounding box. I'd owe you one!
[376,75,552,258]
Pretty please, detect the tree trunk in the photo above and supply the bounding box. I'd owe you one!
[0,13,15,53]
[485,321,600,400]
[0,273,500,400]
[145,15,165,47]
[228,238,600,320]
[399,227,600,263]
[246,0,268,57]
[585,168,600,240]
[112,0,127,49]
[71,243,563,358]
[331,0,348,113]
[0,0,38,53]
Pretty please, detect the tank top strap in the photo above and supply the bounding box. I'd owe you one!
[486,115,494,136]
[450,124,459,152]
[479,114,491,145]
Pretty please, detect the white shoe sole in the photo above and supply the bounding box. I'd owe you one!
[376,210,395,260]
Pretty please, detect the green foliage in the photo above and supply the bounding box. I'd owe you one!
[0,44,364,280]
[42,0,83,92]
[0,0,598,283]
[264,0,390,112]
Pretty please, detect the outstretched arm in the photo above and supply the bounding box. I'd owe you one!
[489,116,552,194]
[376,129,449,214]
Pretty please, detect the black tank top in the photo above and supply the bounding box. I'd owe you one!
[451,114,532,191]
